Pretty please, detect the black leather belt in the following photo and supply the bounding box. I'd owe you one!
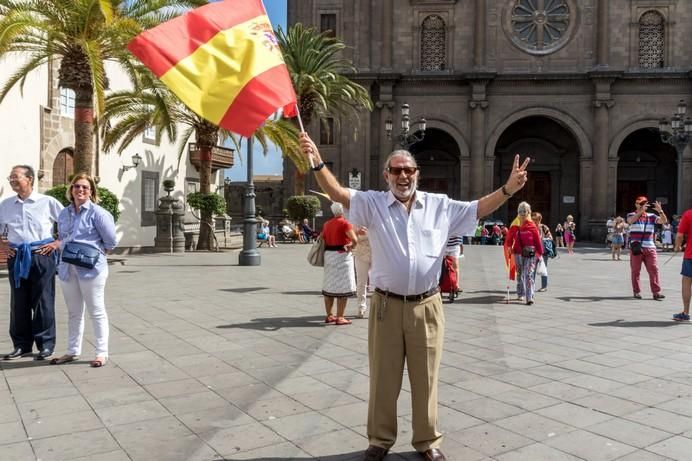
[374,287,440,302]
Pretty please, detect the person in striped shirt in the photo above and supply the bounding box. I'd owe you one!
[626,196,668,300]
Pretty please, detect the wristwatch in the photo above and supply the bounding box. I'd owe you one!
[501,185,513,197]
[311,162,326,172]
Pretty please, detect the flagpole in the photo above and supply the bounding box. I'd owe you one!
[294,104,315,169]
[239,136,261,266]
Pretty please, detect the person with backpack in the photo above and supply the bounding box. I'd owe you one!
[532,212,553,292]
[627,196,667,300]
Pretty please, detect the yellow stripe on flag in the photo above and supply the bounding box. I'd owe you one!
[160,15,285,125]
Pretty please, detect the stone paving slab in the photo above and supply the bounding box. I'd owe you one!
[0,243,690,460]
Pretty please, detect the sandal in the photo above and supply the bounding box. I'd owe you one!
[335,317,352,325]
[49,355,78,365]
[90,357,107,368]
[325,315,337,324]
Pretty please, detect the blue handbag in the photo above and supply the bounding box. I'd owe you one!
[61,242,100,269]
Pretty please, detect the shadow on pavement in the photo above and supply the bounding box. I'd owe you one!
[217,315,329,331]
[216,452,405,461]
[220,287,269,293]
[458,295,507,304]
[0,359,52,370]
[557,296,634,302]
[589,319,688,328]
[281,290,323,296]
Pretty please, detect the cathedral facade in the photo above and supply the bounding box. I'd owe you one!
[286,0,692,239]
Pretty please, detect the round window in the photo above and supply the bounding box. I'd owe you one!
[505,0,576,55]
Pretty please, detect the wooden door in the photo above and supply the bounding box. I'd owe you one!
[617,180,646,217]
[507,172,552,224]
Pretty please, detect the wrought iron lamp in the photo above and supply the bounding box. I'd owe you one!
[658,99,692,214]
[385,103,426,150]
[122,153,142,172]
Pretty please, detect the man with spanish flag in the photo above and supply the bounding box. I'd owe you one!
[300,130,530,461]
[128,0,297,137]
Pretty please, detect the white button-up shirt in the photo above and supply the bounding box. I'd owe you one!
[0,192,63,245]
[348,189,478,295]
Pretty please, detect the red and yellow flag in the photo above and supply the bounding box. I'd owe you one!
[128,0,297,137]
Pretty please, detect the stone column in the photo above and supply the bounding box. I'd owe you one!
[468,76,493,198]
[382,0,393,70]
[596,0,609,67]
[469,100,488,198]
[474,0,486,69]
[592,99,613,221]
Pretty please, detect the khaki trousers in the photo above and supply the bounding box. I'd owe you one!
[367,291,444,452]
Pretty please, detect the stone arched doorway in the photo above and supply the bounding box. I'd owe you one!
[616,129,677,216]
[52,148,74,186]
[493,116,581,230]
[410,128,461,199]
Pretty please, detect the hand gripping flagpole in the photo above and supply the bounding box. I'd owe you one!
[293,103,315,169]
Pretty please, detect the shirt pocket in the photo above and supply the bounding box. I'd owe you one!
[420,229,442,257]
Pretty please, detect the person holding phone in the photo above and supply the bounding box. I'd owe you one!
[627,196,667,300]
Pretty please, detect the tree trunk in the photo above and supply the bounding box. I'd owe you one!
[294,170,306,196]
[73,88,94,175]
[197,145,214,251]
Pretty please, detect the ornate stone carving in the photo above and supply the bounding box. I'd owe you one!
[639,10,665,69]
[505,0,576,56]
[421,15,446,71]
[469,100,489,109]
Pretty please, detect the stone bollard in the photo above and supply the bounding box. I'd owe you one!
[155,194,186,253]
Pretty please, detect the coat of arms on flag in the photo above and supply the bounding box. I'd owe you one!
[128,0,297,137]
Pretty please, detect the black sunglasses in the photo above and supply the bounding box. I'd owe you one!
[387,166,418,176]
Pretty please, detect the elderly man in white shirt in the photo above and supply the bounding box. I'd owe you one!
[0,166,63,361]
[299,133,529,461]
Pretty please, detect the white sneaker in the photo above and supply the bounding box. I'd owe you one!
[357,308,367,319]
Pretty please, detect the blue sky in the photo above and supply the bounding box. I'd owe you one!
[226,0,288,181]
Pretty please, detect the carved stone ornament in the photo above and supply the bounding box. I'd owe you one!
[504,0,577,56]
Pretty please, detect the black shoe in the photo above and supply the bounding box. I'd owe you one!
[35,349,54,361]
[362,445,389,461]
[4,348,31,360]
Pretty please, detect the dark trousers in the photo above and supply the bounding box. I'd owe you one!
[7,254,57,352]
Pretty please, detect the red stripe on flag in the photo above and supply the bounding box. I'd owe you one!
[128,0,267,77]
[218,66,297,137]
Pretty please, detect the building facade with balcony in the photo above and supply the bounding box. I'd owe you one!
[287,0,692,240]
[0,58,231,252]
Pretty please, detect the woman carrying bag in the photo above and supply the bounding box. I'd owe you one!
[51,174,118,367]
[506,202,543,305]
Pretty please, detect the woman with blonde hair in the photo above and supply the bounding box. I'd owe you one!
[611,216,625,260]
[564,215,577,255]
[51,173,117,367]
[505,202,543,305]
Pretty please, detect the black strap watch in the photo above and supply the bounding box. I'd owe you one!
[311,162,326,172]
[501,185,513,197]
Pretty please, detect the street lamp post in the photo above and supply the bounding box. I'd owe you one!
[385,103,427,150]
[238,137,261,266]
[659,99,692,215]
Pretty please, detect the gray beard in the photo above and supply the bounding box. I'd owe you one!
[391,181,417,202]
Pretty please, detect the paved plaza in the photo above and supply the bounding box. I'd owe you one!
[0,243,691,461]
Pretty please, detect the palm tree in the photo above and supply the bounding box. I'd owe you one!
[102,68,303,250]
[0,0,207,174]
[277,23,373,194]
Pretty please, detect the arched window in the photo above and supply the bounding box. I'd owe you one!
[52,148,74,185]
[639,10,665,69]
[421,15,446,71]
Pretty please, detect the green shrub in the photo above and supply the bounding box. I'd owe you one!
[45,184,121,222]
[286,195,321,221]
[187,192,227,216]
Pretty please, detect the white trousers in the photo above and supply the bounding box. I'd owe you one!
[355,254,371,312]
[59,265,109,357]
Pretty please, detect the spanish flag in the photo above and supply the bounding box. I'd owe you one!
[128,0,297,137]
